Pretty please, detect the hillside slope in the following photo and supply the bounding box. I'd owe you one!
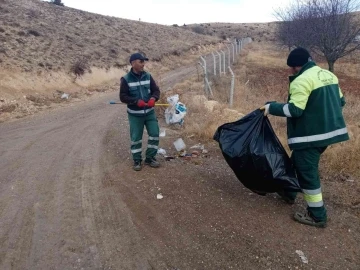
[184,22,279,42]
[0,0,220,73]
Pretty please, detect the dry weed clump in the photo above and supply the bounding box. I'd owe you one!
[170,41,360,184]
[0,0,219,75]
[186,22,279,43]
[26,93,70,106]
[181,96,244,140]
[155,74,244,141]
[231,42,360,181]
[0,103,17,113]
[70,59,90,77]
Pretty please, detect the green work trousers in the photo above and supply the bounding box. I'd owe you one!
[128,112,159,161]
[285,147,328,222]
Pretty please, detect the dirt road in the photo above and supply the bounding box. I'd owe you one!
[0,64,359,270]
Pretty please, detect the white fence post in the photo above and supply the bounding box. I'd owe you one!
[212,52,216,76]
[231,43,235,63]
[198,58,213,98]
[200,56,206,75]
[205,77,213,98]
[221,50,226,75]
[216,51,222,76]
[228,66,235,108]
[199,56,208,96]
[226,45,231,67]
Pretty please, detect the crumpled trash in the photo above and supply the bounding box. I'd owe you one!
[159,128,166,137]
[191,150,200,157]
[157,194,164,200]
[61,93,70,99]
[178,149,187,157]
[190,143,208,153]
[173,138,186,152]
[295,250,308,264]
[190,143,205,150]
[157,148,167,156]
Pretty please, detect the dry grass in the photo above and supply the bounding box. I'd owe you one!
[1,0,359,187]
[163,41,360,209]
[0,0,226,120]
[185,22,280,42]
[233,43,360,181]
[160,76,244,143]
[0,0,219,74]
[0,103,17,113]
[172,42,360,186]
[0,0,285,104]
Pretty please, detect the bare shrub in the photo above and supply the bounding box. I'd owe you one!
[171,50,181,56]
[70,59,89,77]
[28,30,41,37]
[0,104,17,113]
[192,26,206,35]
[15,38,25,44]
[27,10,39,19]
[50,0,65,6]
[113,62,124,68]
[109,48,118,57]
[275,0,360,72]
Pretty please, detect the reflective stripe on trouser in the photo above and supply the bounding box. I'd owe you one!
[128,111,159,161]
[290,147,328,222]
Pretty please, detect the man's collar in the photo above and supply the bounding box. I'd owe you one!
[130,68,143,76]
[289,61,316,83]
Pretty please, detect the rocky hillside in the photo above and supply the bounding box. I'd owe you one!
[0,0,221,74]
[0,0,280,121]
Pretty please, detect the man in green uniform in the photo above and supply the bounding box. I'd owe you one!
[261,47,349,228]
[120,53,161,171]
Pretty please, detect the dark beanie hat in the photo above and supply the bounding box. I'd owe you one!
[287,47,312,67]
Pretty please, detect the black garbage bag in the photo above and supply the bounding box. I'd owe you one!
[213,109,301,195]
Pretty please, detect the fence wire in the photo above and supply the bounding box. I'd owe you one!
[198,37,252,106]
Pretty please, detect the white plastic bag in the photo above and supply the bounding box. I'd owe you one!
[157,148,167,155]
[165,94,187,125]
[167,94,179,106]
[173,138,186,151]
[61,93,70,99]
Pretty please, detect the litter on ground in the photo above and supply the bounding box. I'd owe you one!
[295,250,309,264]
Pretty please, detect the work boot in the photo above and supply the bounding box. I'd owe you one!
[293,212,327,228]
[277,191,296,205]
[133,160,142,171]
[144,157,160,168]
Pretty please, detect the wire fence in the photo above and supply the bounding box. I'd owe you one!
[198,37,252,107]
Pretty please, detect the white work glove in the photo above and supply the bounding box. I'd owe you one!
[260,104,270,116]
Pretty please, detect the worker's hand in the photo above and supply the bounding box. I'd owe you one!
[260,104,270,116]
[137,99,147,108]
[147,98,156,108]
